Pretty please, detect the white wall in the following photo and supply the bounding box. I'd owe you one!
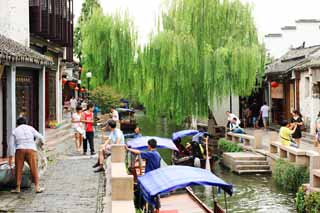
[264,35,286,59]
[212,96,240,126]
[0,81,3,157]
[0,0,29,46]
[299,70,320,133]
[265,21,320,59]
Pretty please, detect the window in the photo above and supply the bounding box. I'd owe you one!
[305,76,310,97]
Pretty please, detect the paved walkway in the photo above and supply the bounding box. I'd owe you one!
[245,128,319,153]
[0,134,105,213]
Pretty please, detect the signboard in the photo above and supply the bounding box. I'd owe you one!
[271,83,284,99]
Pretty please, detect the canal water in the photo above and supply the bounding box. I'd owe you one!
[135,113,296,213]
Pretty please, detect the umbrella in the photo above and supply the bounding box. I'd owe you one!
[172,129,199,141]
[127,136,178,151]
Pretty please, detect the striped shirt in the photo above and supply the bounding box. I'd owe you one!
[7,124,44,157]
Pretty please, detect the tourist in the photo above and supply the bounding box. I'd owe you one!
[71,106,84,152]
[315,112,320,152]
[82,103,95,155]
[230,118,245,134]
[250,99,260,128]
[260,102,270,130]
[93,120,125,172]
[110,106,119,128]
[290,110,304,148]
[81,99,87,111]
[7,117,45,193]
[70,96,77,113]
[279,120,297,146]
[225,111,240,131]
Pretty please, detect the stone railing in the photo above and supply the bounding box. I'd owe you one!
[226,130,263,149]
[104,144,135,213]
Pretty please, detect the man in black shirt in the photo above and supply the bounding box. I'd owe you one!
[249,100,260,128]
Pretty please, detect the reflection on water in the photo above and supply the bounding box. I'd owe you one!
[136,112,296,213]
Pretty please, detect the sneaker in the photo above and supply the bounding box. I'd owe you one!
[94,167,105,173]
[91,152,96,155]
[92,162,100,168]
[83,152,87,155]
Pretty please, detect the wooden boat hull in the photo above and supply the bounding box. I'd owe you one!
[159,187,225,213]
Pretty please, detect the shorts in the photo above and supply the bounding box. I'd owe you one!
[262,117,268,124]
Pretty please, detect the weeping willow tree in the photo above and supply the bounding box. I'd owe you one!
[74,0,101,63]
[133,0,265,123]
[81,8,138,89]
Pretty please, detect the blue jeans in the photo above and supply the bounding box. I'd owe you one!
[232,128,245,134]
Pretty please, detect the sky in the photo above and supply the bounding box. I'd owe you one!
[74,0,320,44]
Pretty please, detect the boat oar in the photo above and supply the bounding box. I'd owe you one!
[205,136,211,171]
[204,136,212,201]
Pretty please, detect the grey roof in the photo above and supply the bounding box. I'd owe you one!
[0,34,53,66]
[281,26,297,30]
[265,34,282,38]
[294,57,320,70]
[265,45,320,75]
[296,19,320,23]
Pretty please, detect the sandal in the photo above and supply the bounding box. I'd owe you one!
[11,189,21,193]
[36,187,45,193]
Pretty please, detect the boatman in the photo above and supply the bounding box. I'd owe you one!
[126,139,161,212]
[126,138,161,173]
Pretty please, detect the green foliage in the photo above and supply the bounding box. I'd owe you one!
[273,159,309,192]
[90,85,121,113]
[81,8,137,92]
[295,187,306,213]
[218,138,243,153]
[74,0,101,62]
[133,0,266,123]
[305,191,320,213]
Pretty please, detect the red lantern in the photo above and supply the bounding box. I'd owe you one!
[75,86,79,91]
[62,78,67,85]
[271,81,279,88]
[80,88,85,93]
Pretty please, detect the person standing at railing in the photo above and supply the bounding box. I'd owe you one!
[290,110,304,148]
[7,117,45,193]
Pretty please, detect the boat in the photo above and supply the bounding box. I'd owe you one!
[137,165,233,213]
[117,108,137,133]
[172,129,211,168]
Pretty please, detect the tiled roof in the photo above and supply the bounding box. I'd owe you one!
[294,57,320,70]
[265,46,320,75]
[0,34,53,66]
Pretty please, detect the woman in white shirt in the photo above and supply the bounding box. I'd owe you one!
[71,106,84,152]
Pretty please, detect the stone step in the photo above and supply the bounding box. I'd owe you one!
[224,152,266,161]
[236,169,271,174]
[236,164,270,170]
[45,123,72,142]
[235,160,269,165]
[46,131,74,150]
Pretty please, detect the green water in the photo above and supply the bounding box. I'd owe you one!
[136,112,296,213]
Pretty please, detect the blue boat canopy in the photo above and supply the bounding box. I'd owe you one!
[127,136,178,151]
[138,166,233,206]
[172,130,199,141]
[116,108,135,113]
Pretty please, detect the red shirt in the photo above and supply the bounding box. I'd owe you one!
[83,111,94,132]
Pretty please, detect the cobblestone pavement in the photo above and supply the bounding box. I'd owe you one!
[0,137,105,213]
